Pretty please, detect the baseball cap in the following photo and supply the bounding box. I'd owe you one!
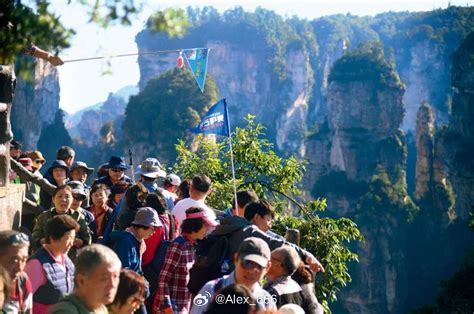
[237,237,271,267]
[166,174,181,186]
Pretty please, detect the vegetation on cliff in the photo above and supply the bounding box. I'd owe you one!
[329,41,404,89]
[121,68,219,164]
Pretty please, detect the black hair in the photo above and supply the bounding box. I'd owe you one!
[52,185,72,198]
[243,199,275,221]
[191,174,211,193]
[181,207,205,234]
[145,192,168,215]
[90,183,110,197]
[177,179,191,199]
[232,190,258,210]
[56,146,75,160]
[45,215,80,243]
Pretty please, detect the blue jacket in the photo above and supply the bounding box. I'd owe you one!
[109,230,142,275]
[30,247,75,305]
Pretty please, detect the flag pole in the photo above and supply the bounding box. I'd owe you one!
[128,148,135,185]
[224,99,238,210]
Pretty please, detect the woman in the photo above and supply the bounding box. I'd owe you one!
[25,215,79,314]
[110,207,161,275]
[31,185,91,254]
[88,184,113,242]
[175,179,191,204]
[153,207,218,314]
[109,269,147,314]
[142,192,178,268]
[39,160,69,211]
[291,262,324,314]
[108,181,130,209]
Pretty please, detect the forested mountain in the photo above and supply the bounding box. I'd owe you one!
[128,6,474,313]
[10,5,474,313]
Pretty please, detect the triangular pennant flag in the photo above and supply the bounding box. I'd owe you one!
[191,99,229,136]
[183,48,209,93]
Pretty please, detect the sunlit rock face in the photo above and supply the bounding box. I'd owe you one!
[12,60,60,150]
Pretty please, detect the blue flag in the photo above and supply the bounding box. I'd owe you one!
[192,99,230,137]
[183,48,209,93]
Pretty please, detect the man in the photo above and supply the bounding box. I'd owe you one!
[94,156,132,189]
[190,237,276,314]
[56,146,75,167]
[67,180,95,235]
[70,161,94,184]
[264,246,319,313]
[0,231,33,313]
[244,200,281,238]
[134,158,166,193]
[49,244,122,314]
[160,173,181,210]
[209,201,324,275]
[70,161,94,206]
[172,174,217,225]
[228,190,259,218]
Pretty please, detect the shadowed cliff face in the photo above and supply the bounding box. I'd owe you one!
[442,31,474,220]
[11,59,60,150]
[309,46,412,313]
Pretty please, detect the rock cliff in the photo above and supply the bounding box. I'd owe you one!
[11,59,60,150]
[309,45,413,313]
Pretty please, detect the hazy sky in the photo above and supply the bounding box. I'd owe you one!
[52,0,473,113]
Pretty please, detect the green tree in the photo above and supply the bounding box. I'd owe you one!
[174,116,363,312]
[121,68,219,164]
[37,109,72,162]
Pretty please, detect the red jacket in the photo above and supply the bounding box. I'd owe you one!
[142,213,179,267]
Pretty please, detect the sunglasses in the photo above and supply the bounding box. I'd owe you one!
[110,168,124,172]
[73,195,86,201]
[240,259,265,271]
[8,233,30,245]
[35,159,45,164]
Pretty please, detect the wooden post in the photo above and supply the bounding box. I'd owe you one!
[0,64,15,187]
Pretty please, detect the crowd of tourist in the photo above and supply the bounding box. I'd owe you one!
[2,141,325,313]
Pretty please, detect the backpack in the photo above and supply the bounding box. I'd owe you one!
[187,233,234,295]
[143,235,186,309]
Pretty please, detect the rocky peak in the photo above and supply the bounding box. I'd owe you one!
[414,102,434,201]
[11,59,60,150]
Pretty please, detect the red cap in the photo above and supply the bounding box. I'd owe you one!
[19,157,33,171]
